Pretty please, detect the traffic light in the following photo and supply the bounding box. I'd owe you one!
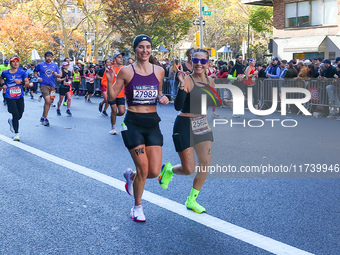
[77,0,83,6]
[87,43,91,56]
[195,32,200,47]
[211,48,216,57]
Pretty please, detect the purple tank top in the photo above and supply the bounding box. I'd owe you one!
[126,64,159,106]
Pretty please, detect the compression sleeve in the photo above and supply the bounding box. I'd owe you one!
[174,88,187,111]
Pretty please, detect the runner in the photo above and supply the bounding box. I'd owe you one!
[26,64,38,99]
[0,57,29,141]
[108,53,125,135]
[96,59,112,116]
[34,51,61,126]
[84,65,96,103]
[56,62,72,117]
[0,59,11,105]
[158,48,217,213]
[72,66,81,99]
[106,34,169,222]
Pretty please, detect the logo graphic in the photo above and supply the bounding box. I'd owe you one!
[201,84,311,116]
[45,69,54,77]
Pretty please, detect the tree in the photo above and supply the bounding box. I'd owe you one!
[249,6,273,34]
[0,11,53,63]
[103,0,194,52]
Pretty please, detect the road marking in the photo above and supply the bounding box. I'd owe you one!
[0,134,314,255]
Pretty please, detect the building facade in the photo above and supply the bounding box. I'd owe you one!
[242,0,340,61]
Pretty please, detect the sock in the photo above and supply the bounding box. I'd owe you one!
[189,188,200,201]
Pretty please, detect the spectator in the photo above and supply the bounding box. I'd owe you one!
[296,61,307,79]
[307,64,319,78]
[257,64,267,78]
[280,60,288,78]
[322,59,340,118]
[266,57,281,79]
[284,61,298,78]
[217,65,228,78]
[227,61,234,73]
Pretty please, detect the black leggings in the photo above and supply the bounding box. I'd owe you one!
[73,82,80,96]
[7,97,24,133]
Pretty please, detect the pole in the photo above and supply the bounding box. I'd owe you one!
[247,23,250,59]
[199,0,203,49]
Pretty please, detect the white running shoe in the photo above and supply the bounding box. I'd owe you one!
[130,205,146,222]
[13,133,20,141]
[212,112,219,117]
[123,168,134,196]
[109,128,117,135]
[8,118,14,133]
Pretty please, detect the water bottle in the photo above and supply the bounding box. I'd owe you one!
[121,122,127,132]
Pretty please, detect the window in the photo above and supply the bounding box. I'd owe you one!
[298,2,310,27]
[311,0,323,26]
[329,52,336,60]
[324,0,337,25]
[285,0,338,28]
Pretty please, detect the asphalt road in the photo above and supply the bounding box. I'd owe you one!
[0,93,339,255]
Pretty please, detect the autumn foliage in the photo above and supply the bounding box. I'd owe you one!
[104,0,195,50]
[0,11,53,62]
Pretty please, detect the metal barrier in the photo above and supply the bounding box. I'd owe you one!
[162,77,176,97]
[215,77,340,115]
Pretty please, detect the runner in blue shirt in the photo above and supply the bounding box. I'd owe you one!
[34,51,61,126]
[26,64,38,99]
[0,57,29,141]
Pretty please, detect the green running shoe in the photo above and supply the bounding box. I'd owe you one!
[158,162,173,189]
[185,197,206,213]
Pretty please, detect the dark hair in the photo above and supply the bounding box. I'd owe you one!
[235,54,242,59]
[185,47,194,58]
[104,59,111,64]
[288,62,294,69]
[281,60,287,65]
[191,48,209,60]
[228,61,234,66]
[149,55,158,65]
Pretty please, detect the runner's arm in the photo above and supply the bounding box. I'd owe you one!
[107,67,125,101]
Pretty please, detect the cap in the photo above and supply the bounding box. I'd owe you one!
[249,59,255,63]
[89,64,95,68]
[217,60,224,65]
[74,66,79,70]
[45,51,53,57]
[161,61,166,65]
[272,57,279,61]
[10,57,20,62]
[113,52,125,59]
[335,57,340,62]
[133,34,152,51]
[235,54,242,59]
[4,59,9,64]
[304,59,312,65]
[62,62,69,66]
[322,59,331,64]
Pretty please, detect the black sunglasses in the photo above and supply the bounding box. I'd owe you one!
[192,58,209,65]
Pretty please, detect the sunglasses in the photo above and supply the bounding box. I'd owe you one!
[192,58,209,65]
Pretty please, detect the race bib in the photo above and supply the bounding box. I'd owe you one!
[74,75,80,80]
[133,85,158,104]
[9,86,22,98]
[50,90,56,99]
[29,82,34,87]
[64,81,72,86]
[190,116,211,135]
[89,78,94,83]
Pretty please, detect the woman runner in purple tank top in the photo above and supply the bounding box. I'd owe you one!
[106,34,169,222]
